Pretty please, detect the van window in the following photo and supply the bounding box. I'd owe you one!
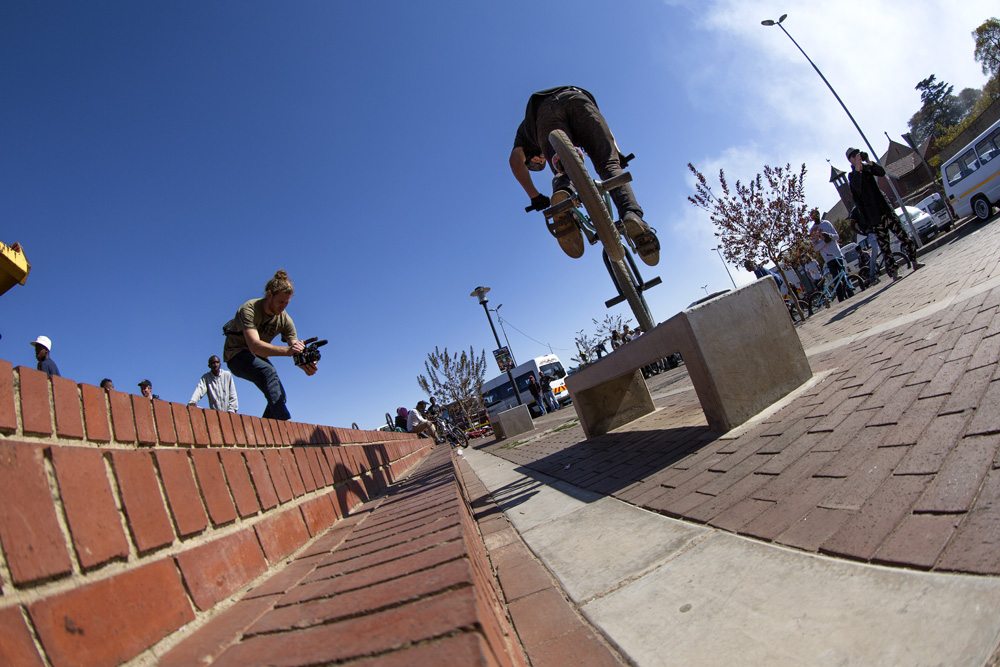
[975,129,1000,165]
[925,198,945,213]
[482,382,514,407]
[946,149,981,186]
[540,361,566,380]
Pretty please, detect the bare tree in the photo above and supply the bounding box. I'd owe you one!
[592,313,631,344]
[417,346,487,426]
[688,162,812,319]
[571,329,600,367]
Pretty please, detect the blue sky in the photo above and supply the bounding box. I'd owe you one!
[2,1,994,427]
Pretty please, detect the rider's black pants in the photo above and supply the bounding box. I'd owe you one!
[534,89,642,220]
[874,213,918,273]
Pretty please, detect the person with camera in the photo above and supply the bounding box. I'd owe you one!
[223,269,317,421]
[846,147,924,280]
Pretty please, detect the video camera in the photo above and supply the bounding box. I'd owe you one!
[293,337,327,367]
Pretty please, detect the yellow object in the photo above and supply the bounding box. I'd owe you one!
[0,240,30,295]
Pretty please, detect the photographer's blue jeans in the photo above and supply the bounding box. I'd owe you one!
[227,351,290,421]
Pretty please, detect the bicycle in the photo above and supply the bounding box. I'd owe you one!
[805,269,864,311]
[785,297,810,323]
[532,130,657,333]
[434,415,469,448]
[857,246,912,286]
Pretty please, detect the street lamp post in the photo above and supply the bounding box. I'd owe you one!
[761,13,921,246]
[491,303,516,366]
[712,246,738,289]
[470,286,522,406]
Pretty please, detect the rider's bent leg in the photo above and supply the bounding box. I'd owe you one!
[227,351,291,421]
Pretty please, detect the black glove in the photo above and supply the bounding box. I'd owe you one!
[530,193,550,211]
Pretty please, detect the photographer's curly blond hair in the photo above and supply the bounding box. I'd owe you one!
[265,269,294,296]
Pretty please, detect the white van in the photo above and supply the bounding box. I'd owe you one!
[915,193,953,231]
[480,354,570,420]
[941,118,1000,221]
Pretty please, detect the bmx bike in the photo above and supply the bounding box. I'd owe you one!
[536,129,657,333]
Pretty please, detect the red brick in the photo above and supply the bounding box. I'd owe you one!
[51,375,84,439]
[18,366,52,435]
[158,596,276,667]
[294,447,318,491]
[259,418,275,444]
[131,395,157,445]
[242,414,259,446]
[154,450,209,537]
[107,389,135,442]
[218,410,237,445]
[311,446,333,486]
[231,411,248,445]
[0,606,45,667]
[895,413,971,475]
[264,449,293,503]
[251,416,267,446]
[300,493,338,536]
[176,529,268,610]
[110,450,174,552]
[874,513,961,569]
[507,586,582,649]
[245,450,279,510]
[80,384,111,441]
[254,507,310,562]
[153,400,177,444]
[51,447,129,569]
[215,589,480,666]
[205,409,224,445]
[191,450,237,526]
[281,449,306,497]
[0,441,71,583]
[274,419,290,445]
[0,360,15,432]
[189,405,211,446]
[913,435,998,513]
[29,559,195,667]
[245,556,320,599]
[172,402,195,446]
[328,447,349,482]
[709,497,776,533]
[967,379,1000,436]
[821,475,931,561]
[220,450,260,518]
[335,479,366,516]
[349,631,499,667]
[936,467,1000,573]
[819,446,908,512]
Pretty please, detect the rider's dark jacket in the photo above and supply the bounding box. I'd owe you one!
[848,163,894,228]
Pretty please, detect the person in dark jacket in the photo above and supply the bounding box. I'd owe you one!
[30,335,59,376]
[510,86,659,265]
[527,373,546,416]
[846,147,924,279]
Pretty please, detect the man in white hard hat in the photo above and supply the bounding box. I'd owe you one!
[30,335,60,377]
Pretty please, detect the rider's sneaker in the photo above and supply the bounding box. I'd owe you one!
[912,261,926,270]
[548,189,584,259]
[623,212,660,266]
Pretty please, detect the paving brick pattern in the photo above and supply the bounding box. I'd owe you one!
[478,221,1000,575]
[164,445,527,666]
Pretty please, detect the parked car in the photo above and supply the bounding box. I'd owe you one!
[893,205,938,245]
[841,242,860,275]
[916,193,954,232]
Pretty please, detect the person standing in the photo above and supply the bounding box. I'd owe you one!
[527,373,546,416]
[846,147,924,279]
[848,205,880,285]
[223,270,317,421]
[188,355,239,412]
[540,374,560,412]
[30,336,59,376]
[809,208,854,302]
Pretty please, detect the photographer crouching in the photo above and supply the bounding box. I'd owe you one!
[223,269,319,421]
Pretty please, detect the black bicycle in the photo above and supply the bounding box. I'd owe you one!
[857,246,912,286]
[434,415,469,448]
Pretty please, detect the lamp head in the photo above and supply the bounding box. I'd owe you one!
[470,285,491,305]
[761,14,787,26]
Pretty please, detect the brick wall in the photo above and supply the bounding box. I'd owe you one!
[0,359,433,667]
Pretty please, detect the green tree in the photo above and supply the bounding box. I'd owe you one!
[416,346,487,426]
[973,17,1000,78]
[907,75,962,145]
[687,162,812,318]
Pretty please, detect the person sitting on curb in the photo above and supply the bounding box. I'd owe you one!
[406,400,442,443]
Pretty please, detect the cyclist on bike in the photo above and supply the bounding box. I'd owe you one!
[846,147,924,279]
[809,208,854,302]
[509,86,660,265]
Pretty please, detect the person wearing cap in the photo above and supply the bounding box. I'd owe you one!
[137,379,159,400]
[846,147,924,279]
[30,336,59,377]
[188,355,238,413]
[406,400,441,443]
[510,86,660,265]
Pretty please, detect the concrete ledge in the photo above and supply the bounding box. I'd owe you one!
[567,278,811,436]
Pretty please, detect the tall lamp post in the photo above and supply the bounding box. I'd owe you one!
[711,246,738,289]
[760,13,920,246]
[470,286,522,406]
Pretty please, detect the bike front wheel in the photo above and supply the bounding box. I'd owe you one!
[548,130,624,262]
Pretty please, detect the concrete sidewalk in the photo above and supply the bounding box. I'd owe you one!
[462,215,1000,664]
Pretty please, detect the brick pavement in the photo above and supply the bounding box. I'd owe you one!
[476,218,1000,575]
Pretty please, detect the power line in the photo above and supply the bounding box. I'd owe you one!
[495,316,573,352]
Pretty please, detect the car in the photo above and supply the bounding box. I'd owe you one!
[841,242,861,275]
[916,193,954,232]
[893,205,938,244]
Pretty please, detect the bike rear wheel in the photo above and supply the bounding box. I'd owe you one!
[808,291,827,312]
[847,273,864,292]
[548,130,624,262]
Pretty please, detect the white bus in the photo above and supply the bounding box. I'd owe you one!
[480,354,570,420]
[941,118,1000,222]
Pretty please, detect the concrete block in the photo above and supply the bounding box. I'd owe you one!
[492,405,533,440]
[567,278,811,437]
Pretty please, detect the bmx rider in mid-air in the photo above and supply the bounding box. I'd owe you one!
[509,85,660,266]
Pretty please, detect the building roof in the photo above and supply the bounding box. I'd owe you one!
[829,165,846,183]
[883,139,922,179]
